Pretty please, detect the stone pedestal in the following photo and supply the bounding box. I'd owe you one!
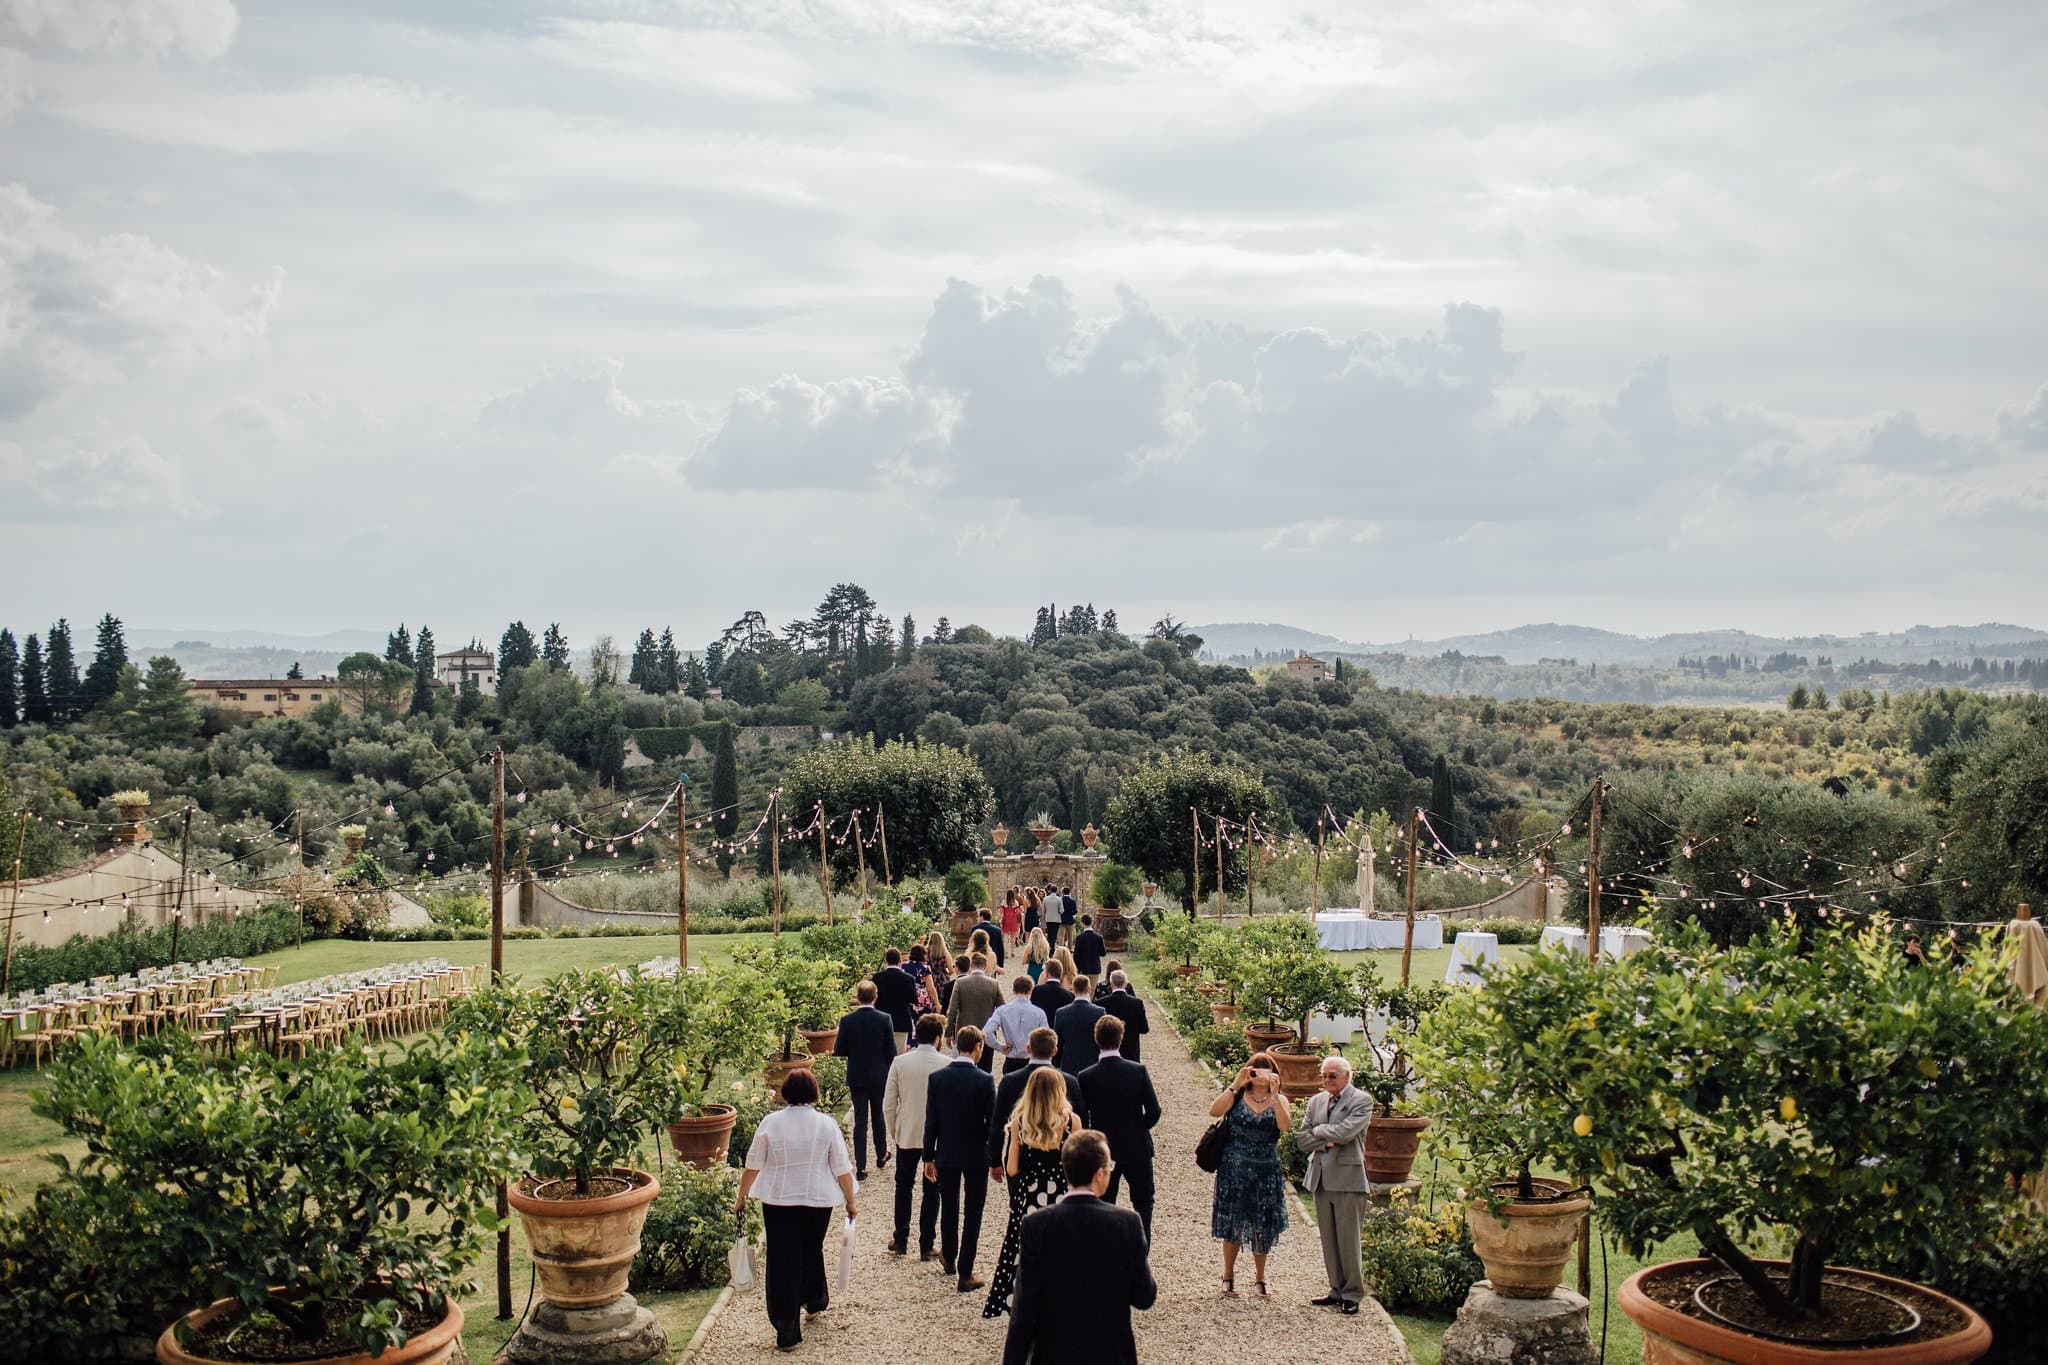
[1440,1282,1597,1365]
[1366,1177,1423,1204]
[499,1293,667,1365]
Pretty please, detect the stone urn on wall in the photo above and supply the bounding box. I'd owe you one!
[112,789,151,844]
[990,821,1010,853]
[1026,819,1059,852]
[1080,823,1100,850]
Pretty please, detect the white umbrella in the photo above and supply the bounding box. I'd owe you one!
[1356,832,1375,913]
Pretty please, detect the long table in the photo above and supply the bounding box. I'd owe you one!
[1313,911,1444,952]
[1538,925,1655,959]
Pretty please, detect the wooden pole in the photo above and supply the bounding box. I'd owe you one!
[676,782,688,970]
[491,748,510,1322]
[1216,817,1225,924]
[853,810,869,908]
[1312,817,1324,916]
[1190,808,1200,917]
[1575,777,1605,1300]
[770,791,783,937]
[876,806,892,886]
[1246,816,1255,918]
[174,808,193,958]
[1,816,27,997]
[1401,807,1421,986]
[818,804,834,926]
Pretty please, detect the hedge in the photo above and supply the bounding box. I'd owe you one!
[5,907,304,993]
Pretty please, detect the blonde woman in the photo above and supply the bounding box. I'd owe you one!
[1022,928,1051,984]
[982,1065,1080,1318]
[1051,945,1078,988]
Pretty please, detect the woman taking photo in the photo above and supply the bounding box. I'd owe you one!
[982,1065,1081,1318]
[734,1069,857,1352]
[1208,1052,1291,1298]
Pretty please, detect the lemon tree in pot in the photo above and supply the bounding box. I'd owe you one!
[1352,962,1448,1186]
[653,963,776,1170]
[1556,921,2048,1362]
[1234,915,1360,1097]
[1199,928,1244,1025]
[1153,910,1207,979]
[734,940,844,1084]
[450,969,679,1326]
[20,1029,521,1365]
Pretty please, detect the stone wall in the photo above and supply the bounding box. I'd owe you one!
[4,844,273,950]
[984,850,1108,916]
[1432,875,1562,924]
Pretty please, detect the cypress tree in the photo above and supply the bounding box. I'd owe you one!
[629,629,656,690]
[411,626,437,715]
[81,614,128,711]
[541,624,570,671]
[898,615,916,667]
[499,621,538,672]
[683,654,709,700]
[657,628,681,694]
[386,624,414,666]
[0,629,18,728]
[1429,753,1453,823]
[43,619,80,722]
[711,722,739,877]
[21,634,50,724]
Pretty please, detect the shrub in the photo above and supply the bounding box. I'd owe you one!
[425,892,489,929]
[633,1164,758,1292]
[943,861,988,913]
[1359,1193,1485,1317]
[1092,860,1144,909]
[1463,916,1543,945]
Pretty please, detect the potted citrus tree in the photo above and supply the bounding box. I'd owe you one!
[1234,915,1360,1097]
[655,963,776,1169]
[735,941,847,1087]
[1153,910,1207,979]
[450,969,676,1316]
[31,1029,521,1365]
[1093,861,1144,951]
[1199,928,1245,1025]
[1352,961,1448,1187]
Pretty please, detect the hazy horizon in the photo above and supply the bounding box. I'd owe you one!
[3,1,2043,632]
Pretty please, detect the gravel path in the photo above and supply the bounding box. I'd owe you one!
[690,1006,1409,1363]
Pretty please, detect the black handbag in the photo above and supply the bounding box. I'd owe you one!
[1194,1114,1231,1173]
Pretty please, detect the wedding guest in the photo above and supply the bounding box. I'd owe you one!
[1041,885,1065,947]
[945,952,1005,1071]
[833,981,897,1180]
[1001,1131,1156,1365]
[881,1013,950,1259]
[1000,888,1023,948]
[1099,970,1149,1063]
[988,1027,1087,1177]
[1078,1014,1160,1240]
[872,947,919,1050]
[734,1069,856,1352]
[904,943,940,1018]
[924,1026,996,1291]
[1030,958,1074,1019]
[1022,886,1042,939]
[1094,959,1123,1002]
[1297,1054,1372,1315]
[973,912,1006,968]
[988,975,1049,1077]
[982,1066,1081,1318]
[1051,945,1078,988]
[1022,928,1051,984]
[1073,913,1107,979]
[1053,978,1106,1076]
[1208,1053,1292,1298]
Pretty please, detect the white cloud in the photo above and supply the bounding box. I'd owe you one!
[0,0,238,62]
[0,430,183,519]
[0,45,28,120]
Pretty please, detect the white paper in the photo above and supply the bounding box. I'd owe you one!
[836,1216,856,1295]
[728,1236,757,1291]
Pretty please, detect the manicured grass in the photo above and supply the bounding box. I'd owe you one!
[0,1067,79,1201]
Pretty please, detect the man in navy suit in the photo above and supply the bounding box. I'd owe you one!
[988,1027,1087,1176]
[973,909,1006,968]
[923,1025,996,1292]
[1079,1014,1161,1240]
[1053,977,1106,1076]
[1099,969,1150,1063]
[833,981,899,1179]
[1029,960,1074,1020]
[1002,1130,1156,1365]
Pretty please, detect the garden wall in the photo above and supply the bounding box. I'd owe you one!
[1433,875,1561,924]
[4,843,272,949]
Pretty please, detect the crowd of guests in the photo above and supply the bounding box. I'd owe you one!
[731,908,1383,1353]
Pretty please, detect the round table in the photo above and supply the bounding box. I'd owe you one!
[1315,912,1445,951]
[1445,931,1501,985]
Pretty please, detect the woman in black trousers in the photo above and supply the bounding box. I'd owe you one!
[734,1070,858,1351]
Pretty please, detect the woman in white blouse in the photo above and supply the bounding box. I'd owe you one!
[734,1068,858,1353]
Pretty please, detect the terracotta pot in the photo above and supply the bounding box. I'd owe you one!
[762,1052,815,1090]
[1363,1112,1432,1185]
[1027,823,1059,852]
[1099,910,1129,951]
[1618,1259,1992,1365]
[1209,1001,1241,1026]
[1268,1044,1324,1099]
[1241,1022,1293,1052]
[664,1104,738,1170]
[158,1293,462,1365]
[1465,1178,1591,1298]
[991,822,1009,851]
[1080,823,1100,849]
[1175,963,1203,979]
[948,910,979,949]
[799,1026,839,1056]
[508,1167,660,1309]
[1196,981,1222,997]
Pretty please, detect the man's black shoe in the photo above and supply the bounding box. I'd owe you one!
[1310,1294,1342,1307]
[1341,1301,1362,1316]
[886,1238,907,1256]
[940,1258,955,1276]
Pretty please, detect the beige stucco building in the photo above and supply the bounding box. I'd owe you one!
[1286,655,1329,683]
[188,677,355,717]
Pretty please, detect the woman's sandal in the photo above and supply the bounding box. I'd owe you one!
[1221,1276,1238,1298]
[1256,1281,1270,1298]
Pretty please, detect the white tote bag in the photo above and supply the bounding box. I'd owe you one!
[836,1216,856,1295]
[727,1235,758,1292]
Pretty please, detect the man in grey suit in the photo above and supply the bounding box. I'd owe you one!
[1295,1053,1374,1314]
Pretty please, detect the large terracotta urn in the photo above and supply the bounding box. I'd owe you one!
[508,1168,662,1309]
[1027,822,1059,852]
[1465,1178,1591,1299]
[159,1296,463,1365]
[1268,1045,1322,1100]
[991,821,1010,851]
[1080,823,1100,850]
[1363,1113,1432,1185]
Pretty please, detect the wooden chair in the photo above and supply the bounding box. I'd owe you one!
[15,1010,57,1070]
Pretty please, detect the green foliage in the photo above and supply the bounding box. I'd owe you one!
[1149,909,1208,968]
[1414,920,2048,1316]
[4,906,303,993]
[449,968,683,1195]
[1351,961,1448,1112]
[9,1029,522,1361]
[1926,713,2048,908]
[1359,1194,1485,1319]
[943,860,988,913]
[710,722,740,876]
[779,736,993,880]
[650,963,779,1117]
[1101,750,1277,910]
[1463,917,1544,945]
[1233,914,1360,1046]
[632,1163,759,1291]
[1092,860,1144,908]
[731,939,847,1057]
[425,891,489,929]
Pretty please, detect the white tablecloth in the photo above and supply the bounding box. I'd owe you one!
[1445,931,1501,985]
[1540,925,1655,959]
[1315,912,1443,952]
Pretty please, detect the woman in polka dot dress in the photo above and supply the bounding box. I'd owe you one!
[981,1065,1080,1317]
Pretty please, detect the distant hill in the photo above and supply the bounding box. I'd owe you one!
[1195,621,2048,667]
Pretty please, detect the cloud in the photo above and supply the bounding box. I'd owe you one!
[1859,411,1995,472]
[0,45,27,120]
[0,0,239,62]
[693,374,950,491]
[1998,387,2048,450]
[0,430,183,519]
[0,184,281,418]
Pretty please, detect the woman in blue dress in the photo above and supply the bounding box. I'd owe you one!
[1208,1052,1292,1297]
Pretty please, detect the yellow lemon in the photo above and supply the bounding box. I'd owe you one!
[1779,1096,1798,1122]
[1917,1059,1939,1080]
[1573,1113,1594,1137]
[559,1096,579,1113]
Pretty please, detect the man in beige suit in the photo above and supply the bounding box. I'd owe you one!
[882,1013,953,1258]
[1295,1054,1374,1314]
[944,952,1006,1073]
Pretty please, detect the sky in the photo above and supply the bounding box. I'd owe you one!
[2,0,2045,652]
